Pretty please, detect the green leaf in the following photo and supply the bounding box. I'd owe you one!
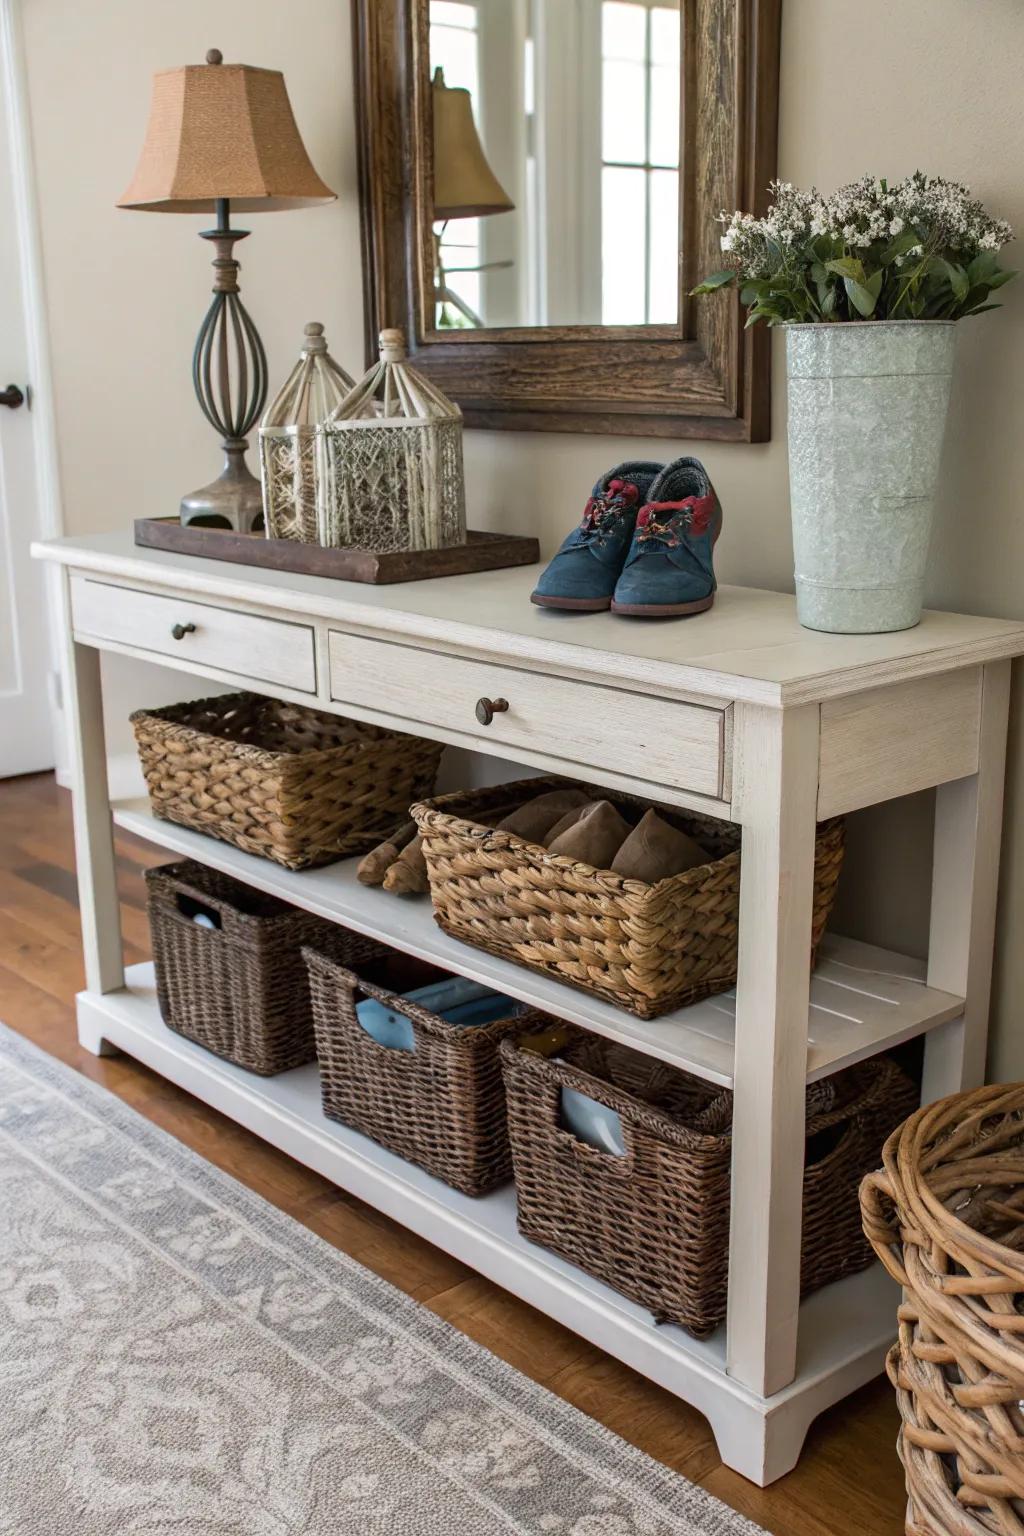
[962,303,1001,316]
[844,273,881,318]
[826,256,867,282]
[821,285,838,316]
[967,250,1000,286]
[879,229,922,265]
[690,270,735,296]
[743,305,782,328]
[986,267,1017,290]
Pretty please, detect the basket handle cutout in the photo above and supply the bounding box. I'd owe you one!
[804,1119,855,1169]
[174,892,223,931]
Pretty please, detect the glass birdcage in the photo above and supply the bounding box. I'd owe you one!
[317,328,466,552]
[258,322,355,541]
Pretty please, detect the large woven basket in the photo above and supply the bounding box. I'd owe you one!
[304,947,547,1196]
[504,1029,917,1337]
[860,1084,1024,1536]
[412,776,845,1020]
[146,860,385,1075]
[132,692,442,871]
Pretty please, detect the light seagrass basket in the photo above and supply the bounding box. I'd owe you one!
[132,692,442,871]
[412,775,845,1020]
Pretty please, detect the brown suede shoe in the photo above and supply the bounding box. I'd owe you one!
[611,808,708,883]
[546,800,631,869]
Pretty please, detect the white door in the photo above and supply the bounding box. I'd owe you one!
[0,0,57,776]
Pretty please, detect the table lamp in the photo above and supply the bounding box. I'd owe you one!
[431,68,513,328]
[118,49,336,530]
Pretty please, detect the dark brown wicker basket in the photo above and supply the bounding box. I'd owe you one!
[132,692,442,871]
[501,1029,918,1337]
[413,776,845,1020]
[147,860,386,1075]
[304,946,549,1196]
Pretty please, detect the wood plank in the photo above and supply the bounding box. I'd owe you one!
[33,528,1024,707]
[135,518,540,584]
[818,668,982,818]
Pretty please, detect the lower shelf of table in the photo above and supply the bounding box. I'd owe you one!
[111,797,965,1090]
[79,961,901,1486]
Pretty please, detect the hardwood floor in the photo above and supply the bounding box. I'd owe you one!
[0,771,907,1535]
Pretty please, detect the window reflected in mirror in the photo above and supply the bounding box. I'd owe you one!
[429,0,681,330]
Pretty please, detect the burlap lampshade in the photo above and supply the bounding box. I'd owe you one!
[118,51,335,213]
[431,68,513,220]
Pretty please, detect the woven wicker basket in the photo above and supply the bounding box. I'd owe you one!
[146,860,386,1075]
[412,776,845,1020]
[504,1030,917,1337]
[132,692,442,871]
[861,1084,1024,1536]
[304,947,547,1196]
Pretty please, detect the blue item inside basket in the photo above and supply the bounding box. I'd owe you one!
[355,978,526,1053]
[558,1071,627,1157]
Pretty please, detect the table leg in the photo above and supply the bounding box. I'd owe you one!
[923,659,1011,1101]
[60,570,124,1038]
[726,701,820,1397]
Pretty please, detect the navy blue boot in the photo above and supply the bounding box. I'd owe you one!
[611,457,723,617]
[531,461,663,611]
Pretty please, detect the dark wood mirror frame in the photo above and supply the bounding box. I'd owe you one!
[352,0,780,441]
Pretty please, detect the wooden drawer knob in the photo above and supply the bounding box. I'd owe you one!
[475,696,509,726]
[171,621,197,640]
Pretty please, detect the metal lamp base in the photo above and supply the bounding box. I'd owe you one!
[180,441,264,532]
[180,197,269,535]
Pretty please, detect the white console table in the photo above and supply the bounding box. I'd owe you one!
[34,528,1024,1485]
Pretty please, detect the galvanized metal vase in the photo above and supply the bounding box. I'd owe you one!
[785,321,957,633]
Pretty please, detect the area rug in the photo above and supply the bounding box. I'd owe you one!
[0,1024,764,1535]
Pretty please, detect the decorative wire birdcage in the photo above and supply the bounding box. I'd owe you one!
[258,323,356,542]
[317,328,466,553]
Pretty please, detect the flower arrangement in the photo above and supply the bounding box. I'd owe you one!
[693,172,1016,325]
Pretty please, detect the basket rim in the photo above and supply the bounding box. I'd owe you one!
[302,944,544,1048]
[146,859,328,936]
[130,693,397,770]
[501,1032,904,1153]
[410,774,750,898]
[882,1083,1024,1274]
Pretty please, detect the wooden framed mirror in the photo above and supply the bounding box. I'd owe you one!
[353,0,780,440]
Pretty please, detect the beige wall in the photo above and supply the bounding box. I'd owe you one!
[20,0,1024,1075]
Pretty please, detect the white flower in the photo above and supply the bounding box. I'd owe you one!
[889,216,905,235]
[980,230,999,250]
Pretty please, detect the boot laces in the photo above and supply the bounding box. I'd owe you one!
[635,496,714,549]
[579,478,639,544]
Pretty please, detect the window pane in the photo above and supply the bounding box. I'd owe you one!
[430,24,478,91]
[602,60,647,163]
[650,5,680,62]
[649,63,679,167]
[602,166,647,323]
[602,1,647,61]
[648,169,679,322]
[430,1,477,28]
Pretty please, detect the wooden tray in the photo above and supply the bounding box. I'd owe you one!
[134,518,540,585]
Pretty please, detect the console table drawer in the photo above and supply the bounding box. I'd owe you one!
[70,577,317,693]
[329,631,727,798]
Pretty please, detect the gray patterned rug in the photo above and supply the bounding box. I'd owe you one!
[0,1025,763,1535]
